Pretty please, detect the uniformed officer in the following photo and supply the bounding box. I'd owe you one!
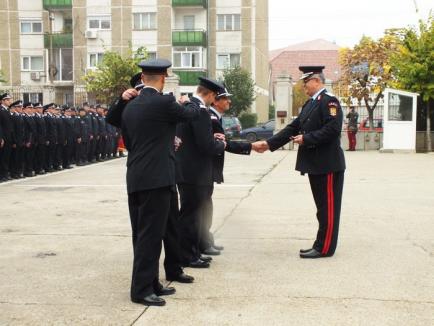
[121,59,201,306]
[77,107,90,166]
[253,66,346,258]
[95,104,107,161]
[0,93,14,182]
[22,102,37,177]
[9,101,25,179]
[33,103,47,175]
[62,107,75,169]
[176,77,227,267]
[199,85,253,254]
[43,103,58,172]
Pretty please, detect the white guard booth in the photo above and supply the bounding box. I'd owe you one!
[382,88,419,153]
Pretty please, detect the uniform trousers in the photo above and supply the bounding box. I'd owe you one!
[128,186,171,299]
[34,144,45,173]
[46,143,56,170]
[0,142,12,179]
[199,185,215,251]
[178,184,213,263]
[347,131,357,150]
[10,146,24,177]
[308,171,344,256]
[24,145,35,174]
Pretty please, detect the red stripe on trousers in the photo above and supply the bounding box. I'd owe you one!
[322,173,334,255]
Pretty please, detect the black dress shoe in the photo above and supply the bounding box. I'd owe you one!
[299,248,312,253]
[166,272,194,283]
[155,286,176,296]
[203,246,221,256]
[213,244,224,251]
[188,259,210,268]
[299,248,325,259]
[200,255,212,262]
[131,294,166,306]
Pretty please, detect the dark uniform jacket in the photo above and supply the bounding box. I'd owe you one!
[23,114,37,145]
[11,113,25,147]
[55,116,66,145]
[176,97,226,186]
[209,107,251,183]
[121,87,201,194]
[0,105,14,143]
[106,97,128,128]
[44,113,58,145]
[72,116,81,141]
[34,113,47,145]
[90,113,99,138]
[79,116,90,141]
[267,89,346,175]
[97,114,106,137]
[63,116,75,144]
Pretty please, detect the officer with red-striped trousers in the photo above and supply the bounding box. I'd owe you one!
[252,66,345,258]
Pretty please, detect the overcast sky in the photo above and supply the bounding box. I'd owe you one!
[269,0,433,50]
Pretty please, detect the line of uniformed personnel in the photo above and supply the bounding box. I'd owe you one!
[0,95,124,183]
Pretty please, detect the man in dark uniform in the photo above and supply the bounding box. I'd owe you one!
[62,107,75,169]
[53,106,66,170]
[176,77,227,266]
[88,105,99,163]
[0,93,14,182]
[70,108,82,165]
[22,102,37,177]
[199,86,253,254]
[121,59,201,306]
[9,101,25,179]
[253,66,346,258]
[96,104,107,161]
[43,103,58,172]
[78,107,90,166]
[33,103,47,175]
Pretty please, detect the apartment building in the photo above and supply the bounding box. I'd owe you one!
[0,0,269,121]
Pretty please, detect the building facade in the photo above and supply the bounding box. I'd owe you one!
[0,0,269,121]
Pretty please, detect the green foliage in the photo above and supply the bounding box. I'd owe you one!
[390,16,434,102]
[222,66,256,117]
[83,47,148,103]
[390,15,434,151]
[0,69,7,84]
[239,112,258,129]
[268,104,275,120]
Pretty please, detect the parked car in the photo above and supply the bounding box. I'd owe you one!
[358,118,383,132]
[222,116,242,139]
[240,119,275,142]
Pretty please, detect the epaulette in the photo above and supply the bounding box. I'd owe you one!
[210,115,219,120]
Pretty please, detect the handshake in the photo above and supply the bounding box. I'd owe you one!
[251,141,269,153]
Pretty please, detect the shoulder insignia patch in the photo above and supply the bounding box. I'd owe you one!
[210,115,218,120]
[329,106,337,116]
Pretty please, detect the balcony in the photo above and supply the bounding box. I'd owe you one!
[44,33,73,48]
[173,70,207,86]
[172,30,207,47]
[43,0,72,10]
[172,0,207,8]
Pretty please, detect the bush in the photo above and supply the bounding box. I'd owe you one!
[239,113,258,129]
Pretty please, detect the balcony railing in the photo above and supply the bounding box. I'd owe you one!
[173,70,207,86]
[172,0,207,8]
[44,33,73,48]
[43,0,72,10]
[172,30,207,47]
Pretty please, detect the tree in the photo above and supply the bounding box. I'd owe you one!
[339,34,400,130]
[390,16,434,151]
[83,47,148,104]
[222,66,255,117]
[292,80,309,115]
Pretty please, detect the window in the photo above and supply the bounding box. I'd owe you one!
[133,12,156,30]
[173,47,202,68]
[88,53,104,68]
[23,93,43,104]
[217,14,241,31]
[217,53,240,69]
[88,16,111,30]
[22,56,44,71]
[20,21,42,34]
[184,15,195,30]
[53,48,73,81]
[147,52,157,60]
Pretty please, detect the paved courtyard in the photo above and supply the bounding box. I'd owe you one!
[0,150,433,325]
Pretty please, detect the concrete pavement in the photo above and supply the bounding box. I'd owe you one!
[0,151,433,325]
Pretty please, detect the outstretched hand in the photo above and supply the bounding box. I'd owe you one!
[252,141,269,153]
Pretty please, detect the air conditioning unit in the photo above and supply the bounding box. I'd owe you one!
[30,72,41,81]
[85,30,98,39]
